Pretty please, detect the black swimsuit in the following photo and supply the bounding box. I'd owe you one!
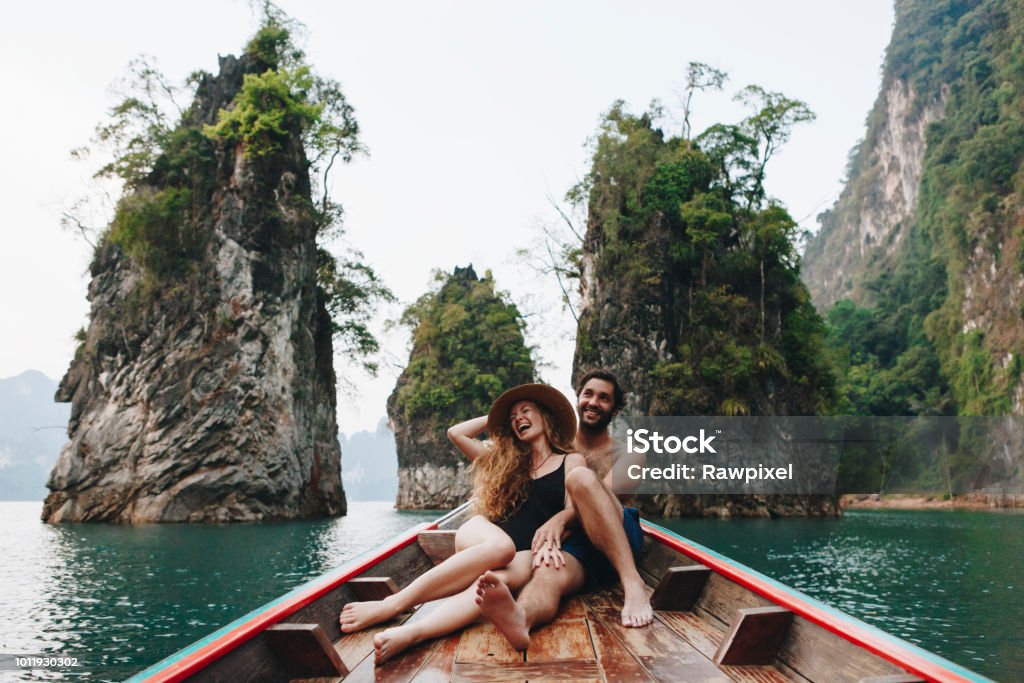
[497,457,566,551]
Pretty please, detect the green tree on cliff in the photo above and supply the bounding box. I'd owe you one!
[394,266,536,422]
[68,6,391,371]
[570,70,835,416]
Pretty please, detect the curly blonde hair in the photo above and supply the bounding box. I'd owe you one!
[472,401,575,521]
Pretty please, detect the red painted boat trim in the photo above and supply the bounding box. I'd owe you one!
[140,519,438,683]
[642,523,978,683]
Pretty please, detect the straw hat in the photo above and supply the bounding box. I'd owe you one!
[487,383,578,442]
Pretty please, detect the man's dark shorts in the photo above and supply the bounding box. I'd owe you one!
[562,506,643,591]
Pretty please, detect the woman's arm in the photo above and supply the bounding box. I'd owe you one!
[446,415,490,462]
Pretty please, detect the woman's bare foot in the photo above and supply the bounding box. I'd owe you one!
[373,624,419,664]
[339,596,400,633]
[621,577,654,627]
[475,571,530,650]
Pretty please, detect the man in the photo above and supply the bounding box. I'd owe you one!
[474,370,653,650]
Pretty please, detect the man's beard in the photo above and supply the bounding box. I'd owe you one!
[578,406,613,434]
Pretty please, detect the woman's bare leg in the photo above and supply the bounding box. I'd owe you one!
[340,516,515,633]
[373,550,533,664]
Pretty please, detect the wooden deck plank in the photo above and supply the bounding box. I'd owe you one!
[334,600,454,683]
[526,617,594,662]
[454,622,523,664]
[559,594,588,621]
[410,633,461,683]
[586,613,656,682]
[334,624,388,673]
[451,660,600,681]
[655,610,723,660]
[719,665,794,683]
[333,605,422,674]
[585,590,730,683]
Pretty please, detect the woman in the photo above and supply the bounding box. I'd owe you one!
[338,383,583,663]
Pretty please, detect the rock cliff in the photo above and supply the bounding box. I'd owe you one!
[803,77,946,309]
[44,46,346,522]
[804,0,1024,416]
[389,266,535,509]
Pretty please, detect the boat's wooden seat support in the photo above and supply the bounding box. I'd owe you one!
[265,623,349,678]
[713,605,793,666]
[417,529,457,565]
[858,675,926,682]
[348,577,398,601]
[650,565,711,611]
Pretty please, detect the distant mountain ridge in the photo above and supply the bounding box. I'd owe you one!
[0,370,69,500]
[340,417,399,502]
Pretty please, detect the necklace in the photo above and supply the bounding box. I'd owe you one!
[531,451,555,473]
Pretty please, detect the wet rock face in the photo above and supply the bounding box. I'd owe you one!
[43,55,345,523]
[803,78,947,310]
[637,494,840,519]
[387,375,473,510]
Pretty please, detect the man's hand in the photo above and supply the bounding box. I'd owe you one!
[532,540,567,569]
[531,515,568,553]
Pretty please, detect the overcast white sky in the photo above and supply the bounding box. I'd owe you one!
[0,1,893,433]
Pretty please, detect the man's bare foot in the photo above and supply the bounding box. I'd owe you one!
[339,597,399,633]
[621,577,654,627]
[475,571,530,650]
[373,624,418,664]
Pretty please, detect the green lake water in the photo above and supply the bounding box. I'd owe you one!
[0,502,1019,681]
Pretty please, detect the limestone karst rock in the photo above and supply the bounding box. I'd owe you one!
[570,105,838,517]
[803,0,1024,416]
[44,46,347,522]
[388,266,535,509]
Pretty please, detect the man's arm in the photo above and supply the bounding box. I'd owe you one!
[606,442,645,501]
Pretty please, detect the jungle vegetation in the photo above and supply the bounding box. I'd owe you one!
[566,65,837,417]
[394,266,536,423]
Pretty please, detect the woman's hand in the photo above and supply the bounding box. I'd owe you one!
[447,415,490,462]
[532,540,567,569]
[531,509,573,552]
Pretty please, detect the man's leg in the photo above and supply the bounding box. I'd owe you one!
[564,467,653,627]
[476,554,585,650]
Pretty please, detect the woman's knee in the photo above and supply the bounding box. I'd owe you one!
[486,535,516,567]
[455,516,515,565]
[454,515,489,551]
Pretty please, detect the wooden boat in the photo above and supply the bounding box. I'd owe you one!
[128,502,991,683]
